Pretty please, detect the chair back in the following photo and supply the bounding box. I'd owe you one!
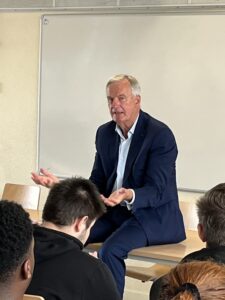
[179,201,198,230]
[2,183,40,209]
[23,295,45,300]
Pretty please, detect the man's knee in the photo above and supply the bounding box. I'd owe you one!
[99,240,127,261]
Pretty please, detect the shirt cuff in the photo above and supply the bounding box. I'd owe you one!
[124,189,135,210]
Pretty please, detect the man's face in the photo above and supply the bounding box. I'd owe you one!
[106,79,141,132]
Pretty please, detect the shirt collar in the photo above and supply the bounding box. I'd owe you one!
[115,114,139,140]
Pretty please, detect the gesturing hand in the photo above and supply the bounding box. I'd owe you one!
[31,168,59,188]
[101,188,133,207]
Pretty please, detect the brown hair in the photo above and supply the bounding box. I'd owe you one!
[197,183,225,247]
[160,261,225,300]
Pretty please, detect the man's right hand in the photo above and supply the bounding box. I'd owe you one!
[31,168,59,188]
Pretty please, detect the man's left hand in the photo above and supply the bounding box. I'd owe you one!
[101,188,133,207]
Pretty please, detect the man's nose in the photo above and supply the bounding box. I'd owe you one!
[111,97,120,106]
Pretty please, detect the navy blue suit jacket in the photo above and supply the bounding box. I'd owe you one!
[90,111,185,245]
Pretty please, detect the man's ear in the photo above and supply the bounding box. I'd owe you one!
[74,216,88,233]
[135,95,141,104]
[197,223,206,242]
[21,259,33,280]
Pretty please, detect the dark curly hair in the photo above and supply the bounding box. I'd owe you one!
[0,200,33,282]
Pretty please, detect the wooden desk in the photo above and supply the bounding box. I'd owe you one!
[87,230,205,266]
[26,209,42,223]
[128,230,205,265]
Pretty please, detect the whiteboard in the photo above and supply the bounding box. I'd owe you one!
[39,13,225,191]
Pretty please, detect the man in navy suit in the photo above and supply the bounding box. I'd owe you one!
[32,74,185,297]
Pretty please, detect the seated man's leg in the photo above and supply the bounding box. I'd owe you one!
[87,206,132,244]
[99,216,148,297]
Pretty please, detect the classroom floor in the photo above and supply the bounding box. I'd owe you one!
[124,259,152,300]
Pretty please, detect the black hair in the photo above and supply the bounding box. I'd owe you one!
[43,177,106,227]
[0,200,33,282]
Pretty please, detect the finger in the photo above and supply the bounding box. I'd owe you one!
[100,194,107,202]
[118,188,126,194]
[31,172,39,179]
[40,168,53,177]
[31,173,41,184]
[40,168,59,184]
[42,178,54,188]
[104,201,115,207]
[104,198,117,207]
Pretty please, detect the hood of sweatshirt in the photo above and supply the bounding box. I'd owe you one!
[33,224,83,263]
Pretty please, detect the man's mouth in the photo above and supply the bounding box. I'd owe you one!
[112,111,123,115]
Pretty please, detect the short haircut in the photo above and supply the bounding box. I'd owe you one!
[197,183,225,247]
[0,200,33,283]
[106,74,141,96]
[161,261,225,300]
[43,177,106,227]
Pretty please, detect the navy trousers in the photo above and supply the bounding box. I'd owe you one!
[87,205,148,297]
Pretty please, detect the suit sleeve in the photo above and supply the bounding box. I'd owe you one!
[132,127,178,211]
[89,129,108,195]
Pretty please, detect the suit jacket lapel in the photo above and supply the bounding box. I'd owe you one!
[123,111,147,184]
[106,125,120,193]
[107,125,120,165]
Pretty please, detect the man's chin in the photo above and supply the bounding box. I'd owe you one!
[112,114,124,123]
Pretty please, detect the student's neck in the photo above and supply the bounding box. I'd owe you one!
[42,221,80,240]
[0,283,23,300]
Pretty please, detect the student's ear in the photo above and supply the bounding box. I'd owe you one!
[21,259,33,280]
[197,223,206,242]
[74,216,88,232]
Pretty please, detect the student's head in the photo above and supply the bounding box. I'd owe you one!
[197,183,225,248]
[0,200,34,299]
[160,261,225,300]
[106,74,141,134]
[42,177,106,243]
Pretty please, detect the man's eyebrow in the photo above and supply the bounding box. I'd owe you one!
[107,93,128,101]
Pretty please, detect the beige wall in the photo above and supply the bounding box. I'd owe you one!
[0,13,40,193]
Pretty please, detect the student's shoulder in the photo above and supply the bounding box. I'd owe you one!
[82,254,121,299]
[181,247,210,263]
[80,251,106,269]
[181,246,225,264]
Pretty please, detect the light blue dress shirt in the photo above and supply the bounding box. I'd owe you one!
[112,115,139,209]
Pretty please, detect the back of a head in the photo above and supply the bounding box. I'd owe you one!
[197,183,225,247]
[43,177,106,227]
[160,261,225,300]
[0,200,33,285]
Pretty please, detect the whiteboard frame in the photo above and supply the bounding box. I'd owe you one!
[38,11,225,193]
